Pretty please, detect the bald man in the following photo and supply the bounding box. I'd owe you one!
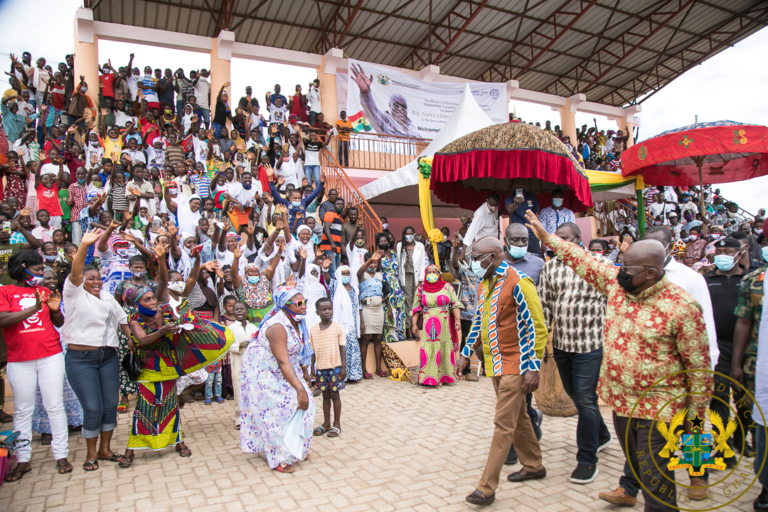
[504,223,544,285]
[525,210,713,512]
[455,236,548,506]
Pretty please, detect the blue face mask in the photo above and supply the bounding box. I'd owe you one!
[291,201,301,208]
[507,245,527,259]
[552,198,564,207]
[136,303,157,317]
[341,275,351,284]
[762,246,768,262]
[77,177,87,184]
[470,259,488,279]
[713,254,736,271]
[247,276,260,284]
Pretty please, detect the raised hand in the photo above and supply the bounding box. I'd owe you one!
[166,223,178,237]
[620,235,632,254]
[46,290,62,312]
[286,273,297,288]
[295,211,304,220]
[233,245,243,259]
[523,210,549,242]
[19,207,32,217]
[116,231,137,244]
[297,246,307,260]
[373,249,384,261]
[315,246,323,259]
[277,177,285,186]
[153,243,167,259]
[277,204,288,214]
[275,219,284,230]
[320,170,327,183]
[322,259,331,270]
[246,221,255,235]
[80,227,103,246]
[109,219,122,230]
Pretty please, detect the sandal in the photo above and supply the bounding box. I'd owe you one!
[98,453,122,463]
[4,465,31,482]
[216,397,225,404]
[274,463,294,473]
[175,445,192,457]
[117,403,128,414]
[376,370,389,378]
[312,426,327,436]
[327,427,341,438]
[0,410,12,423]
[204,399,212,405]
[40,433,52,446]
[57,461,73,474]
[118,454,134,468]
[363,373,373,380]
[83,460,99,472]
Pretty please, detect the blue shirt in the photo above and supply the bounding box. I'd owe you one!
[269,181,324,231]
[506,193,540,236]
[507,252,545,285]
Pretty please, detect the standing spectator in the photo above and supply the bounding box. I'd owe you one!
[505,189,541,255]
[463,193,501,252]
[396,226,427,340]
[304,129,332,189]
[191,70,211,126]
[211,82,233,139]
[538,190,576,235]
[0,250,71,481]
[340,207,364,265]
[308,79,322,127]
[335,110,352,167]
[157,68,175,113]
[320,197,345,275]
[288,84,307,123]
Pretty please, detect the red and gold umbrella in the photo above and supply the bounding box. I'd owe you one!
[623,120,768,215]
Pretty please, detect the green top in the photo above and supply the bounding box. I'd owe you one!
[58,189,70,221]
[734,265,767,358]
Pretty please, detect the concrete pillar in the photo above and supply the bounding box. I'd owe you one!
[210,32,233,128]
[558,98,577,146]
[625,120,635,149]
[73,12,100,126]
[317,48,343,125]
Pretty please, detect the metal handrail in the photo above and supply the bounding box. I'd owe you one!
[319,147,383,251]
[325,131,431,172]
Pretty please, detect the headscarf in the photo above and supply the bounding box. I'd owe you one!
[420,264,459,352]
[182,104,195,133]
[173,232,196,278]
[257,285,310,354]
[124,284,154,308]
[294,224,315,267]
[302,264,326,330]
[331,265,360,338]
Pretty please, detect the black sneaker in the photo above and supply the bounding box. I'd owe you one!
[505,444,519,465]
[533,408,543,441]
[597,435,612,453]
[755,486,768,511]
[570,464,599,484]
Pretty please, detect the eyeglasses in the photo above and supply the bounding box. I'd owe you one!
[286,300,306,308]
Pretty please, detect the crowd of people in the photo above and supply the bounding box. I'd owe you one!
[0,49,767,512]
[510,114,629,172]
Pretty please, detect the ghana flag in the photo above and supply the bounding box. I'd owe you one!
[349,110,372,132]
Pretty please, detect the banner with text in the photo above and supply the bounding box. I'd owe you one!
[346,59,507,139]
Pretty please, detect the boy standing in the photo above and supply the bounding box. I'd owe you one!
[310,298,346,438]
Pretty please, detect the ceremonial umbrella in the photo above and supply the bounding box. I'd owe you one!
[430,122,593,212]
[622,120,768,219]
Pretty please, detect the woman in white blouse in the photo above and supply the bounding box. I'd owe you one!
[63,228,132,471]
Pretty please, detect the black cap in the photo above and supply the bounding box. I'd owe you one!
[715,237,741,249]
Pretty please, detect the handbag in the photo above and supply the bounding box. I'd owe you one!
[121,351,142,381]
[0,430,29,487]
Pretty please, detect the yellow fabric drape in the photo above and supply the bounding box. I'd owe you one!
[417,158,441,265]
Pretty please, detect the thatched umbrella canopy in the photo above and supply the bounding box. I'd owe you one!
[431,122,593,212]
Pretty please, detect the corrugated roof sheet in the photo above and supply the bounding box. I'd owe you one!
[89,0,768,106]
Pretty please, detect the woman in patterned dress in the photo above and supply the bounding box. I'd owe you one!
[323,263,362,382]
[375,233,405,344]
[118,247,232,467]
[240,283,316,473]
[411,265,463,387]
[113,255,158,413]
[3,151,28,211]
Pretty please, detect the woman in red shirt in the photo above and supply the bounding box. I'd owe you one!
[0,251,71,482]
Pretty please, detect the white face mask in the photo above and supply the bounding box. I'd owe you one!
[168,281,185,293]
[116,248,130,258]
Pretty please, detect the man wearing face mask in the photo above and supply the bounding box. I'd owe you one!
[538,223,613,485]
[730,230,763,272]
[701,237,747,470]
[505,187,541,255]
[462,193,502,254]
[525,211,713,512]
[454,236,548,506]
[538,190,575,236]
[723,202,744,236]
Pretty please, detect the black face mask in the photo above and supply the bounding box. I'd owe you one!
[378,243,389,250]
[616,267,640,294]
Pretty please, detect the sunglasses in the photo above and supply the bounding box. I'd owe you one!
[286,300,306,308]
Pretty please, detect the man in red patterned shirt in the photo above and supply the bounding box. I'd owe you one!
[525,210,712,512]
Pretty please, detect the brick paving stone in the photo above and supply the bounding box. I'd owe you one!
[0,375,762,511]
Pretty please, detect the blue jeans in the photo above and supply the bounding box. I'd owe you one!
[64,347,120,439]
[324,250,341,275]
[305,165,322,188]
[553,347,611,465]
[199,108,210,126]
[211,122,225,139]
[67,114,86,131]
[205,370,222,399]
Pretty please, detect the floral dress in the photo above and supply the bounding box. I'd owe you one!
[379,254,405,343]
[413,283,463,386]
[240,311,316,468]
[4,167,27,211]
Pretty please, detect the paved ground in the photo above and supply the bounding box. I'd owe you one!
[0,375,761,511]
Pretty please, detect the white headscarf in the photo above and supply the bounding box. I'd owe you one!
[347,240,367,281]
[332,265,360,338]
[182,104,195,133]
[302,264,327,331]
[171,232,196,278]
[294,224,315,267]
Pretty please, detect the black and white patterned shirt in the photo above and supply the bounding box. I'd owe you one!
[537,249,612,353]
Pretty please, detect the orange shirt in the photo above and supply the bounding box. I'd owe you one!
[336,120,353,141]
[310,322,345,369]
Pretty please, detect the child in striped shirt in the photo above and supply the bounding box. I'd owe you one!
[310,297,346,438]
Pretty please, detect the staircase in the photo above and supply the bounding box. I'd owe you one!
[319,149,383,250]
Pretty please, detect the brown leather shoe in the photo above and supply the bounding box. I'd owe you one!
[465,489,495,506]
[464,373,479,382]
[507,467,546,482]
[598,487,637,507]
[688,478,709,501]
